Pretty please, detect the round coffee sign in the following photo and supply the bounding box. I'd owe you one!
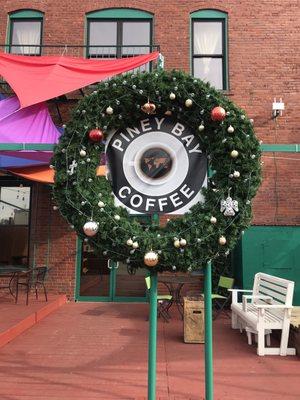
[106,117,207,214]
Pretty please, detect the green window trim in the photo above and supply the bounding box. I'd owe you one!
[8,9,44,19]
[86,8,153,19]
[1,143,300,153]
[7,9,44,54]
[190,9,228,91]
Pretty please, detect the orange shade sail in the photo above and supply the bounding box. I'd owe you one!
[9,165,106,184]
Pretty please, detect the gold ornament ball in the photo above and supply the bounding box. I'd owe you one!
[210,216,217,224]
[114,214,121,221]
[227,125,235,133]
[98,201,105,208]
[141,102,156,115]
[169,92,176,100]
[79,149,86,157]
[126,238,133,246]
[132,241,139,249]
[174,239,180,248]
[185,99,193,107]
[231,150,239,158]
[198,124,205,132]
[233,170,240,178]
[219,236,227,245]
[144,251,159,267]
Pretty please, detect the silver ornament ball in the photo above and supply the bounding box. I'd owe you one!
[106,106,113,115]
[83,221,99,237]
[210,216,217,224]
[218,236,227,245]
[179,238,187,247]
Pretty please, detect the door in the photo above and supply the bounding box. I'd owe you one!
[75,238,147,302]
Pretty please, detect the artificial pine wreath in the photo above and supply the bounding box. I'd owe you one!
[53,69,261,272]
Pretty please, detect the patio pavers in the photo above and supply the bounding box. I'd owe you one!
[0,292,67,348]
[0,302,299,400]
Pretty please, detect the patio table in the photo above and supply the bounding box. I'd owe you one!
[0,265,28,299]
[158,275,202,318]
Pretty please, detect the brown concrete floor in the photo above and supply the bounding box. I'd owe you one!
[0,302,299,400]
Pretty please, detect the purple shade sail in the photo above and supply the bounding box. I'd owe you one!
[0,154,48,168]
[0,96,61,143]
[0,96,62,168]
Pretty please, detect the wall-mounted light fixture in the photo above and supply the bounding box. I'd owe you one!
[272,98,285,119]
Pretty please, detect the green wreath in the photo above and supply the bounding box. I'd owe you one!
[53,69,261,272]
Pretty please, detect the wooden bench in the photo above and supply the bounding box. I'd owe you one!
[230,273,296,356]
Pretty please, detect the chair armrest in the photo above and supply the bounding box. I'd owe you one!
[242,295,272,312]
[229,289,253,304]
[255,304,293,309]
[254,304,293,319]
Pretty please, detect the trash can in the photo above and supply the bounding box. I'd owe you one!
[183,296,205,343]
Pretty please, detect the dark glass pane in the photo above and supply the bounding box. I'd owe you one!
[193,21,222,55]
[11,21,41,55]
[115,262,147,298]
[194,57,223,89]
[0,186,30,266]
[80,243,110,296]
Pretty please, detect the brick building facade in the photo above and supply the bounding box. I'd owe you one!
[0,1,299,300]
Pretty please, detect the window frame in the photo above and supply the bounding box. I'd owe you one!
[0,176,32,267]
[86,18,153,58]
[7,10,44,55]
[191,10,228,90]
[85,9,153,59]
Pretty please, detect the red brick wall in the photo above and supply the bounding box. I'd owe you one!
[1,1,299,296]
[29,184,77,298]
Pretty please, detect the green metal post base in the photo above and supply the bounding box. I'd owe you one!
[148,271,158,400]
[204,261,214,400]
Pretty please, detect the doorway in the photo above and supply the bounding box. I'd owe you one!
[75,238,147,302]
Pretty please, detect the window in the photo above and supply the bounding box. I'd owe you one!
[8,10,43,55]
[86,9,153,66]
[0,180,31,266]
[191,10,228,90]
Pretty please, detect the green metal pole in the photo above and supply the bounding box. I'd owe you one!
[148,271,158,400]
[204,260,213,400]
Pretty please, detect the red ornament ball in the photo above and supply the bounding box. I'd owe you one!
[88,129,104,142]
[211,106,226,122]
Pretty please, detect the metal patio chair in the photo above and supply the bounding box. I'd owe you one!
[15,266,51,305]
[145,276,172,322]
